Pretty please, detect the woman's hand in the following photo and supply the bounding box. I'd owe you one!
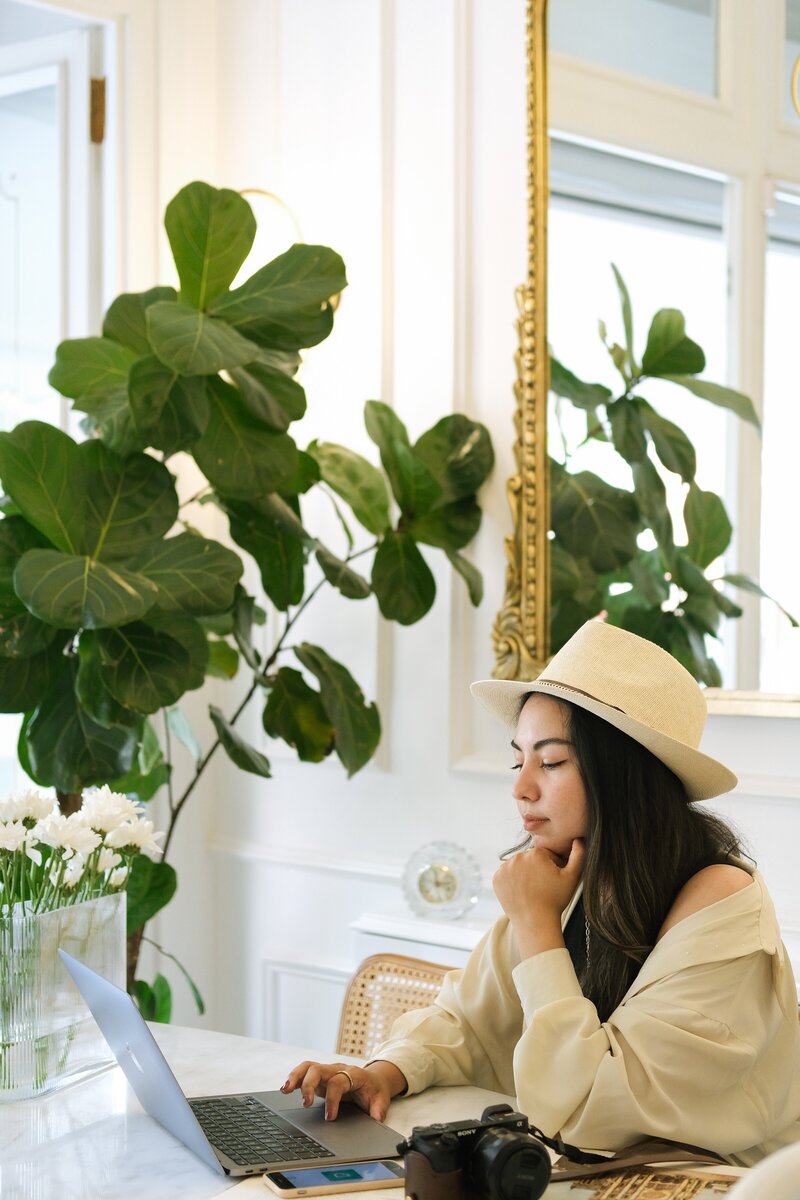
[280,1059,407,1122]
[493,838,585,959]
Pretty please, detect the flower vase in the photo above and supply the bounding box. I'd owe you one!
[0,892,125,1100]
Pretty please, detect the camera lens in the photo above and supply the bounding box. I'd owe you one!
[470,1127,551,1200]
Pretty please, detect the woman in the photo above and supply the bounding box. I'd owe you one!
[282,621,800,1165]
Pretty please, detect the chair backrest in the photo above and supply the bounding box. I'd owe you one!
[336,952,452,1059]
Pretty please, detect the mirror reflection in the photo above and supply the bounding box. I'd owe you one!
[500,0,800,698]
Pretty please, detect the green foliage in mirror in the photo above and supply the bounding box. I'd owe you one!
[0,180,493,1020]
[549,265,794,684]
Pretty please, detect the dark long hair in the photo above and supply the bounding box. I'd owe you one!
[508,695,742,1021]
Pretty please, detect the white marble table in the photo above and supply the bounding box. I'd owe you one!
[0,1024,519,1200]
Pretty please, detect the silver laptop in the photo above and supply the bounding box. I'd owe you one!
[59,950,403,1178]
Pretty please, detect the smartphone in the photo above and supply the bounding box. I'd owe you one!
[262,1159,405,1196]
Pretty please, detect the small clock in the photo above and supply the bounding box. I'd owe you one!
[402,841,482,920]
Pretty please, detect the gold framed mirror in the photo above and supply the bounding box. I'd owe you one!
[490,0,799,714]
[493,0,550,681]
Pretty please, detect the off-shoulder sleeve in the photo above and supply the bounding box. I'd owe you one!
[510,946,770,1154]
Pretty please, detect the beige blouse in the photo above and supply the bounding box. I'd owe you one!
[371,869,800,1165]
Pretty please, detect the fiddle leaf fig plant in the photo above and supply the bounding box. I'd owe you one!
[549,264,796,685]
[0,181,493,1020]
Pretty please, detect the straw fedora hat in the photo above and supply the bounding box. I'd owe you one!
[471,620,737,801]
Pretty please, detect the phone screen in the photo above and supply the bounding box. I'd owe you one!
[268,1162,403,1188]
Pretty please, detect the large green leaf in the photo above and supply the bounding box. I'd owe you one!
[209,704,271,777]
[315,545,371,599]
[102,286,178,354]
[126,857,177,935]
[96,622,193,713]
[293,643,380,777]
[144,613,210,691]
[131,532,243,615]
[550,466,640,572]
[192,378,299,497]
[718,572,799,627]
[631,457,675,560]
[388,442,441,517]
[48,337,138,400]
[0,422,84,553]
[445,548,483,606]
[686,480,734,568]
[0,610,60,658]
[641,309,705,377]
[209,244,346,350]
[146,301,260,376]
[371,531,436,624]
[231,588,260,669]
[76,631,144,729]
[307,441,391,535]
[0,515,49,602]
[80,440,178,560]
[638,400,696,482]
[226,498,306,610]
[684,483,732,568]
[661,375,761,429]
[229,359,307,431]
[26,662,140,790]
[262,666,334,762]
[164,182,256,309]
[128,356,210,454]
[549,357,612,410]
[409,498,482,550]
[364,402,439,516]
[15,549,159,629]
[75,389,144,457]
[607,398,647,464]
[0,640,67,713]
[413,415,495,503]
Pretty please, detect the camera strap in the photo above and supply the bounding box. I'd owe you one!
[526,1125,609,1165]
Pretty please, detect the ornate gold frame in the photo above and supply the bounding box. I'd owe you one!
[492,0,550,681]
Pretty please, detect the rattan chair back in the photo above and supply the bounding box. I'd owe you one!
[336,952,452,1059]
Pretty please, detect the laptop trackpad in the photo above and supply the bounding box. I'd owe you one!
[278,1099,402,1157]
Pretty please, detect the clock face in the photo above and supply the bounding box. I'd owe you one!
[417,863,458,904]
[401,841,482,920]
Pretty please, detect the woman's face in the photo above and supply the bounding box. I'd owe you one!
[511,694,588,860]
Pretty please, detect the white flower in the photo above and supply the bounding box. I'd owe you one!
[62,853,86,889]
[81,787,142,832]
[33,811,101,856]
[108,865,128,888]
[0,820,28,851]
[105,818,163,858]
[96,847,122,872]
[0,788,56,823]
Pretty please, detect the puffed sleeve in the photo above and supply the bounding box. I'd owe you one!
[368,917,523,1098]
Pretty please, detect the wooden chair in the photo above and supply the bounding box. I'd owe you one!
[336,952,452,1058]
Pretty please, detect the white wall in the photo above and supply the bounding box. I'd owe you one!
[131,0,800,1045]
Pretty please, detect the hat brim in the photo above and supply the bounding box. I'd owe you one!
[470,678,737,802]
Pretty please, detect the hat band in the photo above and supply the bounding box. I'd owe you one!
[536,678,626,716]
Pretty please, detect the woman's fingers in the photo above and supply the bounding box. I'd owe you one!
[279,1061,363,1118]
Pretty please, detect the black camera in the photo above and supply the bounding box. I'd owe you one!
[397,1103,552,1200]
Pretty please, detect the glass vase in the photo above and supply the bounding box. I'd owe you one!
[0,892,125,1101]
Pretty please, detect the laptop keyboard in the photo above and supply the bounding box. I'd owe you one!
[189,1095,335,1167]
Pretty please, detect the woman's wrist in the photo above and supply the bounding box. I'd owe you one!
[364,1058,408,1097]
[512,908,565,961]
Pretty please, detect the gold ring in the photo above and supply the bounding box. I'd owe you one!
[331,1068,354,1090]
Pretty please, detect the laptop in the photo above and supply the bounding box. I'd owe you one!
[59,950,403,1178]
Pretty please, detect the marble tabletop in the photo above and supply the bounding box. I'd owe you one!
[0,1024,519,1200]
